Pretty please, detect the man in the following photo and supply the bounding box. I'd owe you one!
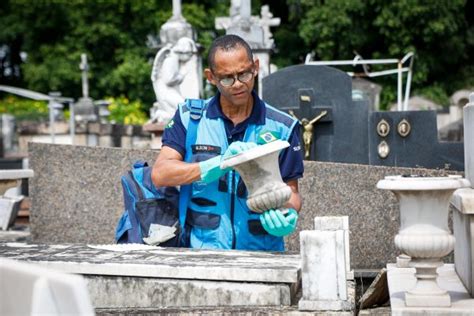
[152,34,303,251]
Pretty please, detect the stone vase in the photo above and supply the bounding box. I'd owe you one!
[220,140,292,213]
[377,175,470,307]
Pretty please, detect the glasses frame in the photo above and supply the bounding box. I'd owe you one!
[213,67,256,87]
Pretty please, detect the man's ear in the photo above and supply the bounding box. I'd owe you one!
[204,68,216,85]
[253,58,260,76]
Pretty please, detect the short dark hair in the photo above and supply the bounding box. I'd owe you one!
[207,34,254,71]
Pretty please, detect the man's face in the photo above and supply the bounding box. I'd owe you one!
[205,46,259,108]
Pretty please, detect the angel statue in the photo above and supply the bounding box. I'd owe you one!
[289,110,328,159]
[150,37,200,124]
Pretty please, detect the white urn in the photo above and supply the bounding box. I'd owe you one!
[220,140,292,213]
[377,175,470,307]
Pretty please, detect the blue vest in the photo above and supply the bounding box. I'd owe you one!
[179,99,298,251]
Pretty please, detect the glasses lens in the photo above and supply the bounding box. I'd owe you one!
[238,72,254,83]
[219,77,235,86]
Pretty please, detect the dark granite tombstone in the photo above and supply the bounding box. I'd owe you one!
[262,65,369,164]
[262,64,464,171]
[369,111,464,170]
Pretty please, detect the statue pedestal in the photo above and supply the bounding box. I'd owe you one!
[143,122,166,149]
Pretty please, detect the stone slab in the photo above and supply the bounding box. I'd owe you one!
[464,95,474,184]
[387,263,474,315]
[453,208,474,296]
[452,188,474,214]
[95,307,354,315]
[0,257,94,315]
[298,298,353,311]
[0,169,34,180]
[0,243,300,283]
[86,275,291,308]
[299,230,348,310]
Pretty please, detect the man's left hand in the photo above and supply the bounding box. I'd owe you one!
[260,208,298,237]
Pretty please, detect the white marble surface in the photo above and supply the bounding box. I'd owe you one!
[0,169,34,180]
[313,216,352,280]
[452,187,474,296]
[86,275,291,308]
[0,258,93,315]
[387,263,474,315]
[221,140,291,212]
[298,230,352,311]
[377,175,470,191]
[452,188,474,214]
[464,93,474,185]
[0,243,300,283]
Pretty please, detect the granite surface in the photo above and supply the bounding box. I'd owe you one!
[29,143,159,244]
[286,161,460,270]
[29,143,461,269]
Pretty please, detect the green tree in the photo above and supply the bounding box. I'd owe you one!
[1,0,472,112]
[293,0,473,108]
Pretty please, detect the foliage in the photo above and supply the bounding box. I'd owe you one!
[0,0,472,113]
[415,84,450,107]
[106,96,147,125]
[0,95,48,121]
[291,0,473,108]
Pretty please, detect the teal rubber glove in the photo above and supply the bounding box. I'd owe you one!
[199,142,258,184]
[223,141,258,159]
[199,155,229,184]
[260,208,298,237]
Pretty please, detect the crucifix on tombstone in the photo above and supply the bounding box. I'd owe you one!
[79,54,89,99]
[290,110,328,159]
[288,88,332,160]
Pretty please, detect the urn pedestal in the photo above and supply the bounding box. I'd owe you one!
[220,140,292,213]
[377,175,470,307]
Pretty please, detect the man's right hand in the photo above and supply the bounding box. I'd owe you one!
[199,155,229,183]
[199,141,258,184]
[223,141,257,159]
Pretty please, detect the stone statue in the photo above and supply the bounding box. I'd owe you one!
[150,37,199,123]
[290,110,328,159]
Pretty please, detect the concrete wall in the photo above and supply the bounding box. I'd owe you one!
[29,143,460,270]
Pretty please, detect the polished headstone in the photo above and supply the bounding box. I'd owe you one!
[263,65,369,163]
[369,110,464,171]
[263,65,464,171]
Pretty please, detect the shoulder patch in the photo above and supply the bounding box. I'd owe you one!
[257,130,281,144]
[165,118,174,129]
[265,105,296,128]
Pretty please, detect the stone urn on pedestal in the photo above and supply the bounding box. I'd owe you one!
[220,140,292,213]
[377,175,470,307]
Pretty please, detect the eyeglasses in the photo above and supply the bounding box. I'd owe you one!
[214,69,256,87]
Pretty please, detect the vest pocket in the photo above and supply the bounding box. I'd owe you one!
[248,219,268,235]
[191,197,217,207]
[187,209,221,229]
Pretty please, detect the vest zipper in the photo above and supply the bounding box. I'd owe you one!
[230,170,236,249]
